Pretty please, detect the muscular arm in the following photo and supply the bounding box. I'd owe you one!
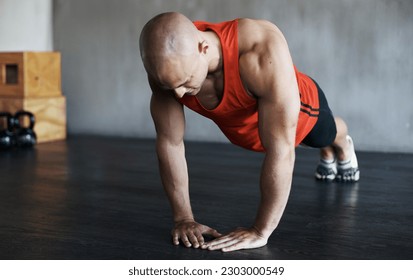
[149,77,221,248]
[251,23,299,237]
[150,80,192,222]
[254,59,298,238]
[205,19,300,251]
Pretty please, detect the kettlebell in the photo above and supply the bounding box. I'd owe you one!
[0,112,16,149]
[14,110,37,148]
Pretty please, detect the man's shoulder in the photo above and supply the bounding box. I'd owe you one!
[238,18,287,72]
[238,18,284,53]
[237,19,293,99]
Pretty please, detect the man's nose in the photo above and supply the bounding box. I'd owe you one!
[173,87,186,99]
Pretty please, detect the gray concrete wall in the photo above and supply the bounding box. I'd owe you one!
[0,0,53,51]
[53,0,413,153]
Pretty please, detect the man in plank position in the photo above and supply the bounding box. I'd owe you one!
[139,12,359,252]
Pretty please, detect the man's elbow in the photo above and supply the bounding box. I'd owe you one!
[265,141,295,166]
[156,136,184,157]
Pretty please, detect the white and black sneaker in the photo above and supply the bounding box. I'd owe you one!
[336,135,360,182]
[315,158,337,181]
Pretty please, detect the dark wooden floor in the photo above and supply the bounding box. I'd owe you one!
[0,135,412,260]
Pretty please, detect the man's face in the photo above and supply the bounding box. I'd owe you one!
[156,53,208,99]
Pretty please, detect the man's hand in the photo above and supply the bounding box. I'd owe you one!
[201,227,268,252]
[172,220,222,248]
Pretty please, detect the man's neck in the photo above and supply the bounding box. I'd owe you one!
[203,31,222,75]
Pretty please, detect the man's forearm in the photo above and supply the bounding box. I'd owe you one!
[253,149,295,237]
[156,139,194,222]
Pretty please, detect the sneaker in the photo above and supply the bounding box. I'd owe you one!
[336,135,360,182]
[315,158,337,181]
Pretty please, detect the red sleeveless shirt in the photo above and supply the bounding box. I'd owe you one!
[178,19,319,152]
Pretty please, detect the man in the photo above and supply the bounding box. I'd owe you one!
[139,12,359,252]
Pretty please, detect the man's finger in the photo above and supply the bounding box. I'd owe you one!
[181,235,192,247]
[188,232,200,248]
[202,234,233,249]
[221,242,245,252]
[208,237,241,251]
[195,231,205,246]
[172,232,180,245]
[200,228,226,249]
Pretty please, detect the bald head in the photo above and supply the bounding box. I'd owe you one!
[139,12,200,77]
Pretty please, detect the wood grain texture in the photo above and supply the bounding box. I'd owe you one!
[0,136,412,260]
[0,52,62,98]
[0,96,66,143]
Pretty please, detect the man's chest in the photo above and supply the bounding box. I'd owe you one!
[197,75,224,110]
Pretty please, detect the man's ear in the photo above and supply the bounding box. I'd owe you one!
[198,40,209,54]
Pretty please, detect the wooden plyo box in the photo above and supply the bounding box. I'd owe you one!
[0,52,62,98]
[0,96,66,143]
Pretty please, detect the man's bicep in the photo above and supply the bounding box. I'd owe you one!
[240,30,299,151]
[256,57,300,151]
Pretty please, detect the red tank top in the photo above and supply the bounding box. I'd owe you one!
[178,19,319,152]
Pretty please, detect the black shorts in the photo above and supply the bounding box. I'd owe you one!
[301,78,337,148]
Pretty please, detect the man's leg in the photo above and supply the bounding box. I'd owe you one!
[319,117,360,182]
[321,117,348,161]
[302,78,360,182]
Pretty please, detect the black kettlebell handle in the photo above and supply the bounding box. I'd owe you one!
[14,111,35,130]
[0,112,15,131]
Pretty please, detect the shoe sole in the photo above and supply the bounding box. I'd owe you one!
[336,168,360,182]
[315,172,336,181]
